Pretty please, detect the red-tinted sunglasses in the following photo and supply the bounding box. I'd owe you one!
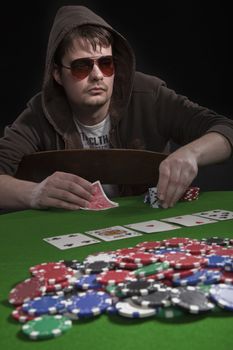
[60,55,115,80]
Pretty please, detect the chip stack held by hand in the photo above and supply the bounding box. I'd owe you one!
[8,235,233,341]
[145,186,200,208]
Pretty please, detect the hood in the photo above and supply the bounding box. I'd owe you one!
[42,5,136,135]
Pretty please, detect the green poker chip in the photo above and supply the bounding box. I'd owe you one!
[22,314,72,340]
[133,262,170,277]
[156,306,186,319]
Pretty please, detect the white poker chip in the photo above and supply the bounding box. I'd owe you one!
[84,252,117,264]
[115,298,157,318]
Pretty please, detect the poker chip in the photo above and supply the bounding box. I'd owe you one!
[206,255,230,268]
[132,286,172,307]
[116,279,159,297]
[96,270,132,285]
[22,295,67,316]
[201,237,230,246]
[8,277,46,306]
[66,291,112,318]
[171,286,215,313]
[30,262,66,275]
[133,262,170,277]
[31,264,74,285]
[59,260,83,270]
[115,247,142,255]
[161,252,207,269]
[183,242,212,255]
[114,258,143,270]
[209,284,233,311]
[136,241,162,251]
[220,271,233,284]
[12,306,35,323]
[156,306,186,318]
[173,269,221,287]
[84,252,117,264]
[22,315,72,340]
[75,274,102,290]
[163,237,192,247]
[123,252,158,264]
[115,298,157,318]
[180,187,200,201]
[83,261,112,274]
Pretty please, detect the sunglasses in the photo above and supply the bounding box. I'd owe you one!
[60,55,115,80]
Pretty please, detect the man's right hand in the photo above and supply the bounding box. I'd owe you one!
[29,171,94,210]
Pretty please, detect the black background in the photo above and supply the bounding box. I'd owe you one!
[1,1,233,189]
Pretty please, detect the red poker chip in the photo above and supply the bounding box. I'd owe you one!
[31,264,74,285]
[114,258,143,270]
[115,247,142,255]
[45,278,71,292]
[122,252,159,265]
[160,252,207,269]
[163,237,192,247]
[164,267,200,280]
[209,247,233,257]
[11,306,35,323]
[8,277,46,306]
[29,262,66,275]
[96,270,132,285]
[136,241,162,250]
[220,271,233,284]
[183,242,212,255]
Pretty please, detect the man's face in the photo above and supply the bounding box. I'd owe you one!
[53,38,114,118]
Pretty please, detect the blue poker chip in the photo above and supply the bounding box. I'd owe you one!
[66,291,112,318]
[206,255,230,268]
[154,248,182,255]
[75,274,102,290]
[209,284,233,311]
[173,269,221,287]
[223,258,233,272]
[22,295,67,316]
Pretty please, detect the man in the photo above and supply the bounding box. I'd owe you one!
[0,5,232,211]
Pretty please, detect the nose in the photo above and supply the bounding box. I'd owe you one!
[89,63,103,80]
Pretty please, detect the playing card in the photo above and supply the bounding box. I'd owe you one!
[193,209,233,221]
[124,220,180,233]
[80,180,119,211]
[43,233,100,250]
[85,226,142,241]
[161,214,217,227]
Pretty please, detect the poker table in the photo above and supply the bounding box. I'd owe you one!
[1,191,233,350]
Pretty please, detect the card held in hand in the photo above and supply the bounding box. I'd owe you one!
[80,181,119,211]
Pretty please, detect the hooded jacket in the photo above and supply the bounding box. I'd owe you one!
[1,6,233,184]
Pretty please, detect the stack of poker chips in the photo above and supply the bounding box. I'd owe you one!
[145,186,200,208]
[8,236,233,340]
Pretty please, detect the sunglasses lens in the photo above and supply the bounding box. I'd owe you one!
[98,56,114,76]
[70,56,114,80]
[71,59,93,80]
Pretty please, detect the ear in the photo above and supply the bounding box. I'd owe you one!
[53,66,63,86]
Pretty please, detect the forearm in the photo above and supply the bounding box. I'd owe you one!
[181,132,232,166]
[0,175,36,209]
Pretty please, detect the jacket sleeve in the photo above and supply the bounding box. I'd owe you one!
[155,84,233,150]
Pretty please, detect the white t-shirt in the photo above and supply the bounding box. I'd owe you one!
[74,115,119,197]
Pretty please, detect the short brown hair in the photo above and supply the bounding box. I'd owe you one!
[54,25,114,65]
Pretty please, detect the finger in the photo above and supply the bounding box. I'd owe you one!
[156,161,170,201]
[162,167,182,208]
[48,187,90,208]
[52,172,94,195]
[41,196,82,210]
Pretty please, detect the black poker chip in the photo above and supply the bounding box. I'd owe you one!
[83,261,112,274]
[132,286,172,307]
[116,279,159,297]
[171,286,215,314]
[201,237,230,246]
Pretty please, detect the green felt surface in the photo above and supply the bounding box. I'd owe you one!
[1,191,233,350]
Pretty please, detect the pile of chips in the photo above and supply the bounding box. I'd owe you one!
[8,236,233,340]
[145,186,200,208]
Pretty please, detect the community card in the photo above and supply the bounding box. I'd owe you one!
[161,214,217,227]
[193,209,233,221]
[43,233,100,250]
[124,220,180,233]
[85,225,142,241]
[80,180,119,211]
